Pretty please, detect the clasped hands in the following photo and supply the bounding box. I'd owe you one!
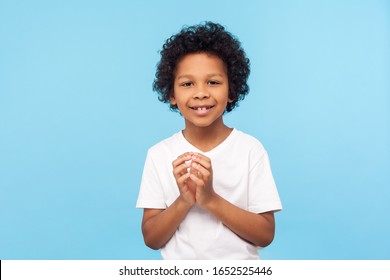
[172,152,215,208]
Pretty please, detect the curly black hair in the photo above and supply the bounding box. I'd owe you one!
[153,21,250,113]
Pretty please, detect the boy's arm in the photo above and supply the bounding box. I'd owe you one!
[202,195,275,247]
[141,196,192,250]
[141,153,196,250]
[189,153,276,247]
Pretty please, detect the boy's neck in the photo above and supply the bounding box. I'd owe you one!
[182,121,233,153]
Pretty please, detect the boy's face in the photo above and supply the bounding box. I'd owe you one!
[171,53,231,129]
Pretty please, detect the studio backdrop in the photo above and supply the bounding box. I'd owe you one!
[0,0,389,259]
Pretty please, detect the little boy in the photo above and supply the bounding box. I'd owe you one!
[136,22,282,259]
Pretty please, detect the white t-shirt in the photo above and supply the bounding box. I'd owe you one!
[136,129,282,259]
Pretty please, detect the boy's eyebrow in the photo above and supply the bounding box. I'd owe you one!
[176,73,225,80]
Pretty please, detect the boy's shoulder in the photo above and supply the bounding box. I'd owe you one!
[147,131,182,155]
[234,129,266,151]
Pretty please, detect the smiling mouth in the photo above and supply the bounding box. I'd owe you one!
[190,106,214,111]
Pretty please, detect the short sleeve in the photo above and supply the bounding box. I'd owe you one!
[248,150,282,214]
[136,150,166,209]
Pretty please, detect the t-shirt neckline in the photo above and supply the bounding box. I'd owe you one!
[178,128,238,156]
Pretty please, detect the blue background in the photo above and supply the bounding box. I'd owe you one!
[1,0,389,259]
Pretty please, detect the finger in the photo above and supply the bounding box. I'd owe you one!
[189,162,198,176]
[190,153,212,170]
[191,162,210,180]
[172,153,193,177]
[173,161,191,178]
[189,173,204,187]
[177,172,191,188]
[172,153,192,169]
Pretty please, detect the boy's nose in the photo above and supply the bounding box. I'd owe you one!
[193,87,210,99]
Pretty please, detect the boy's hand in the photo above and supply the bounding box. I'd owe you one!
[187,153,216,207]
[172,152,196,207]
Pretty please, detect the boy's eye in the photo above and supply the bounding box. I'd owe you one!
[208,80,220,85]
[181,82,193,87]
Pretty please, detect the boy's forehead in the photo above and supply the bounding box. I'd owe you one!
[175,53,227,75]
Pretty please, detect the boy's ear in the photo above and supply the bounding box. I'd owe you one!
[228,91,234,103]
[170,96,177,105]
